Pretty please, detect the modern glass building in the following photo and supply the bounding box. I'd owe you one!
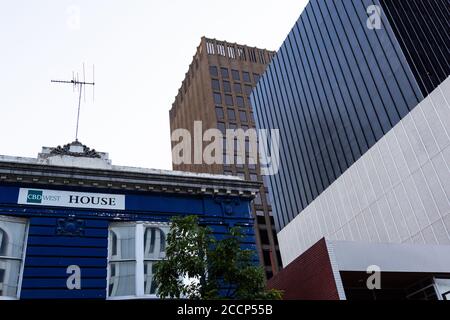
[251,0,450,299]
[251,0,450,232]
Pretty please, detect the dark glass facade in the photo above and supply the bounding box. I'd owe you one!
[380,0,450,96]
[251,0,449,231]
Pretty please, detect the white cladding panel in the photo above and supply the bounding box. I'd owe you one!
[279,77,450,267]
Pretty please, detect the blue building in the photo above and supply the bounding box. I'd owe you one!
[251,0,450,299]
[0,141,259,299]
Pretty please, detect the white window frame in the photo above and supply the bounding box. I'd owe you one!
[107,221,169,300]
[0,215,29,301]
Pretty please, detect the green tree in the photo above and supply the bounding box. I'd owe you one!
[154,215,282,300]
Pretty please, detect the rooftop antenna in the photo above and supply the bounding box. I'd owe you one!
[51,63,95,142]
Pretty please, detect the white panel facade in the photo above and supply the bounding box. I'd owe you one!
[328,241,450,273]
[279,77,450,266]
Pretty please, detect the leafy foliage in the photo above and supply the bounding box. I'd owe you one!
[154,215,283,300]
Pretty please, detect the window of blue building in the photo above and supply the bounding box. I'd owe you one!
[107,222,170,299]
[0,216,28,300]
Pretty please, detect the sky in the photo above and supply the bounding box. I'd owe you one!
[0,0,308,170]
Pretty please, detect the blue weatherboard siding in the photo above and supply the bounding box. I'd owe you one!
[0,186,18,204]
[0,185,256,299]
[251,0,430,232]
[20,216,109,299]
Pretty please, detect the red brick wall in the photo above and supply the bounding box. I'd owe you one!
[267,238,340,300]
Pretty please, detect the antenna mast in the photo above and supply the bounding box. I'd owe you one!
[51,63,95,142]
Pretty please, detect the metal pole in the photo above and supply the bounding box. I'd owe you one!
[75,84,83,141]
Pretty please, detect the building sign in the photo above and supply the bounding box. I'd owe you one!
[18,188,125,210]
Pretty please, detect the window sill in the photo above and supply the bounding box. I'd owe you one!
[107,295,159,300]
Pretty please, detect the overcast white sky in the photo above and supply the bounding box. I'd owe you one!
[0,0,308,170]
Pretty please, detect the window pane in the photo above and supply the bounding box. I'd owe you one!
[144,261,158,295]
[260,229,270,245]
[257,216,266,225]
[0,259,21,298]
[262,250,271,266]
[223,81,231,93]
[0,217,27,299]
[215,107,224,120]
[209,66,219,77]
[209,66,218,77]
[144,227,168,260]
[0,219,26,258]
[253,73,260,82]
[225,95,233,106]
[243,72,251,82]
[213,93,222,104]
[233,83,242,94]
[0,230,4,256]
[221,67,229,79]
[227,108,236,121]
[109,226,135,260]
[232,69,240,81]
[236,96,245,108]
[217,122,226,134]
[239,111,247,122]
[108,261,136,297]
[212,79,220,91]
[244,85,253,95]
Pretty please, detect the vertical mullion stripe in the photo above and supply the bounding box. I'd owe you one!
[275,50,307,210]
[265,64,298,223]
[314,0,369,155]
[259,76,288,230]
[304,6,354,170]
[280,43,316,203]
[325,0,379,145]
[402,0,447,80]
[337,0,389,138]
[292,20,334,188]
[286,33,324,200]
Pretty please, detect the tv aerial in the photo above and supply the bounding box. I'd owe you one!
[51,63,95,142]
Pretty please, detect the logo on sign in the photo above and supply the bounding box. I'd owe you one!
[27,190,43,204]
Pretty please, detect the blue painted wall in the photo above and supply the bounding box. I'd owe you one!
[0,184,256,299]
